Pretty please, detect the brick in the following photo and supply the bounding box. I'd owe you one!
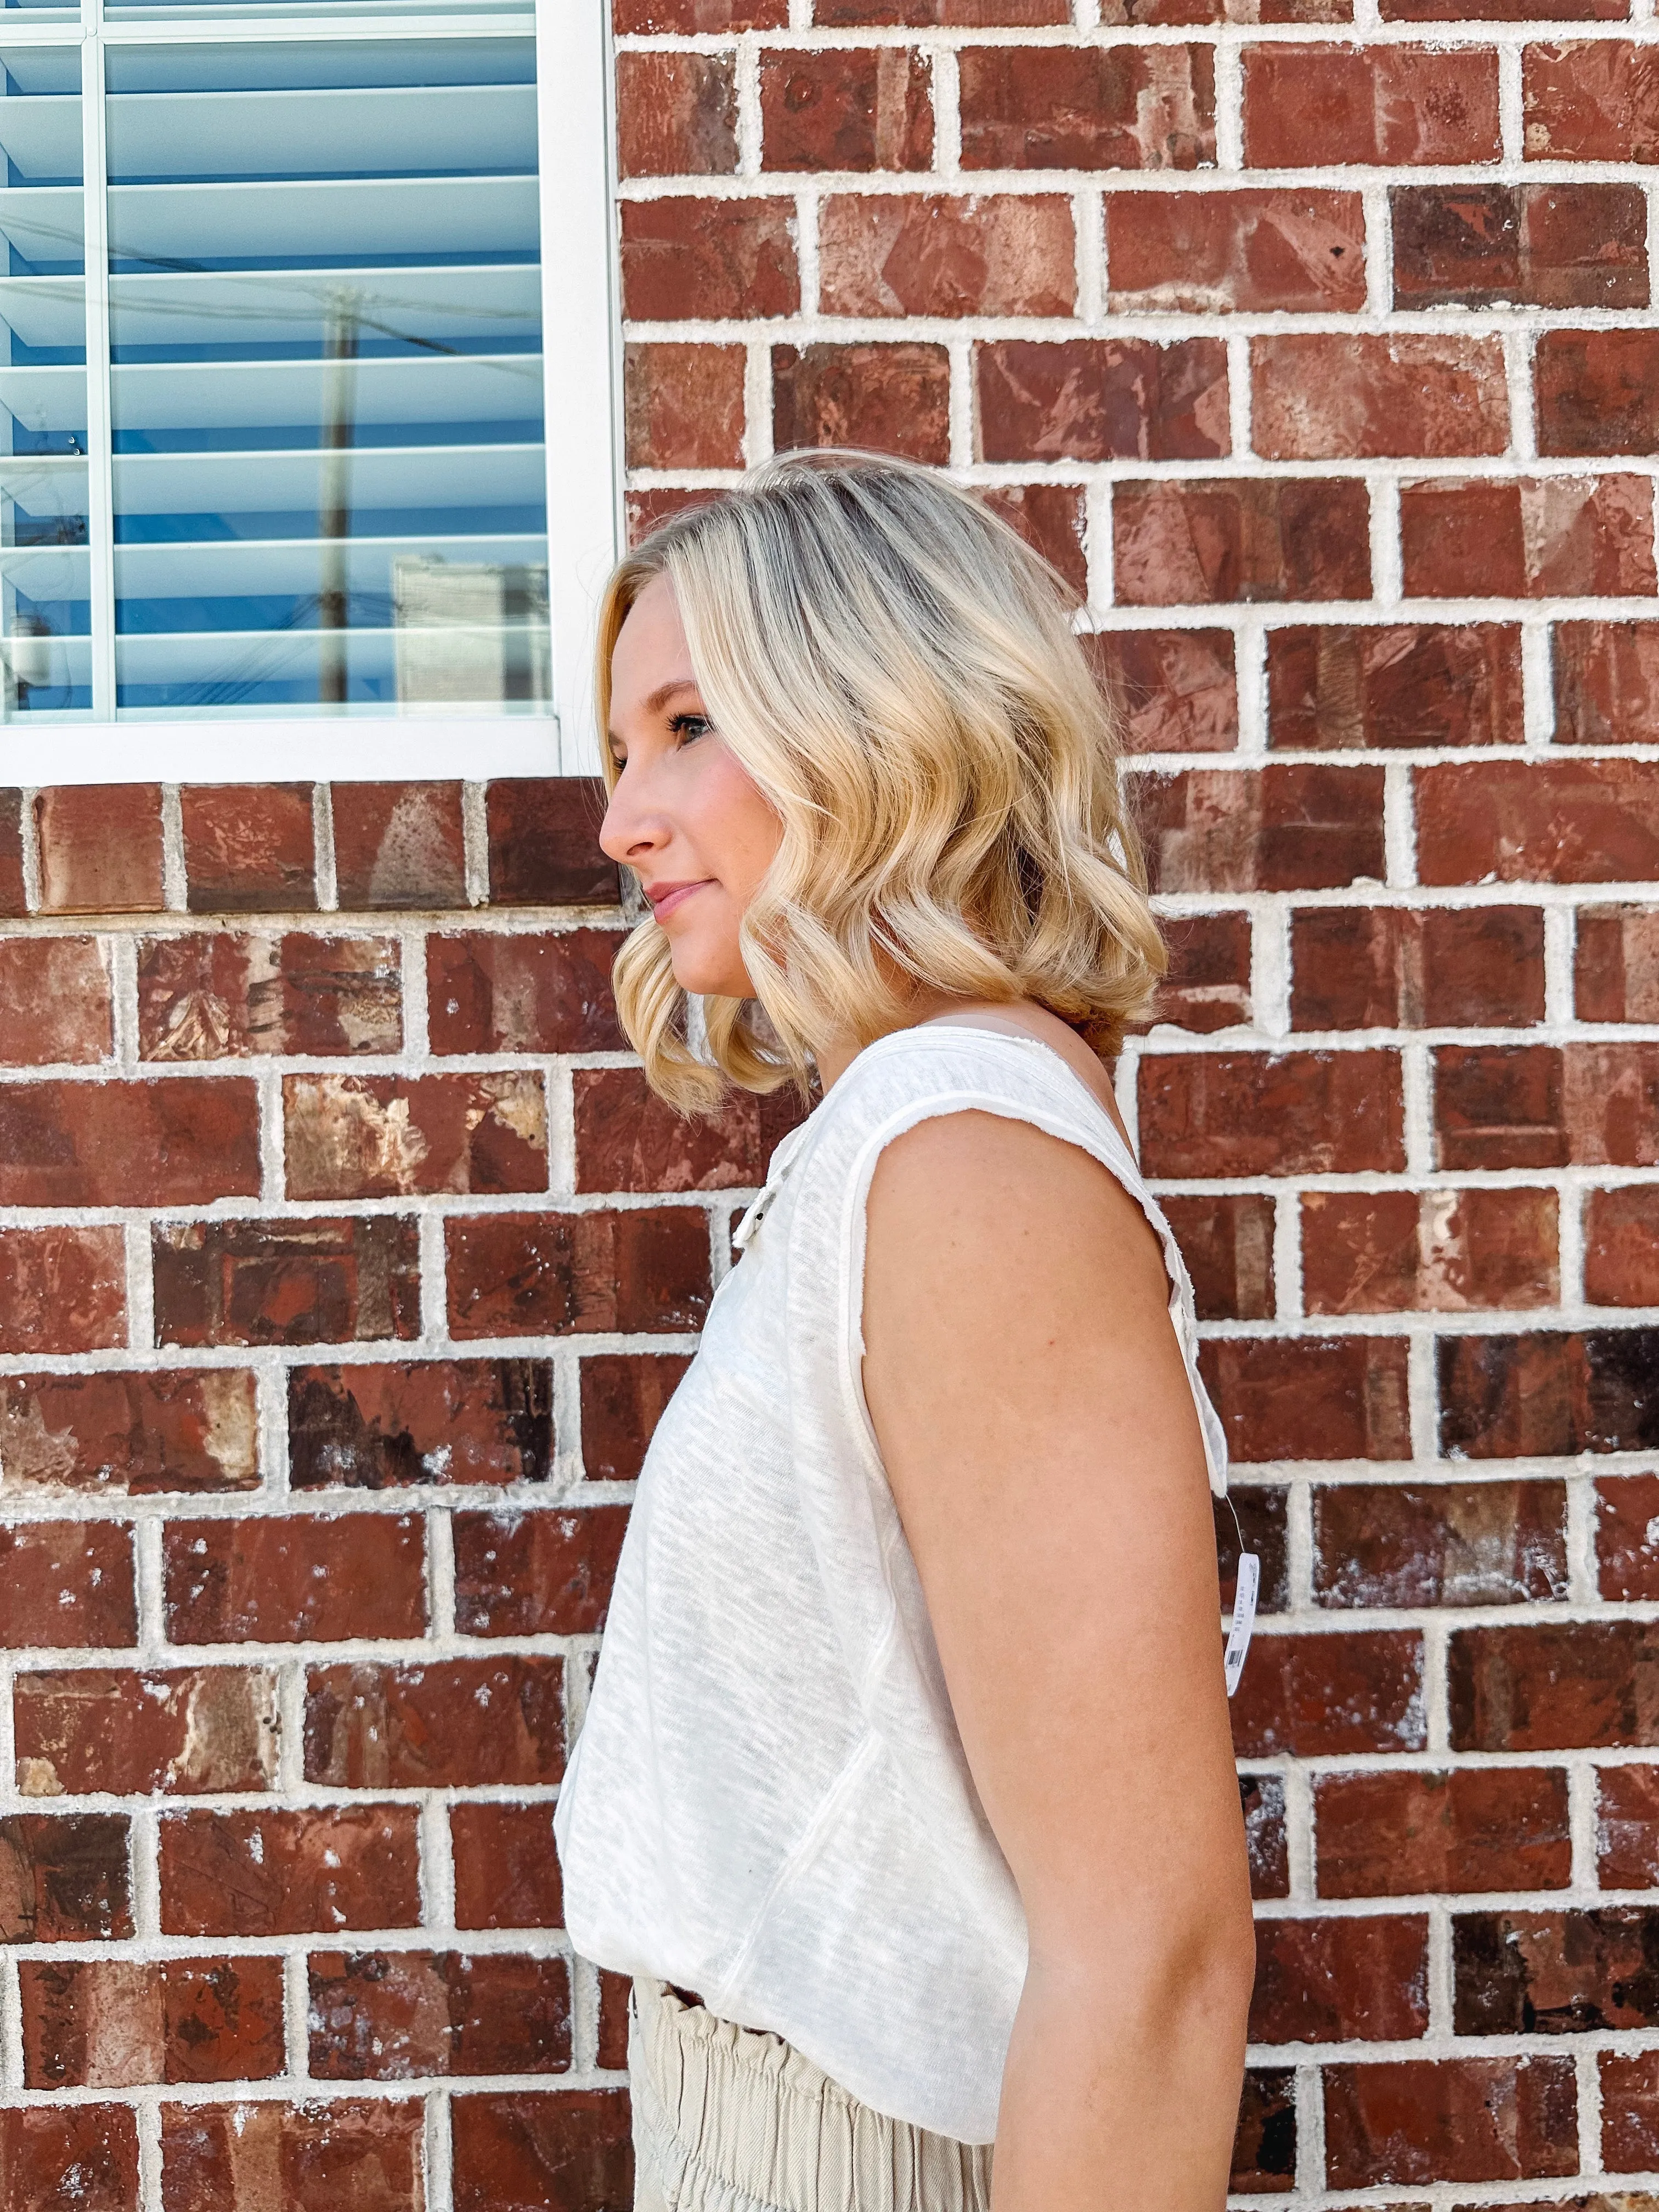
[579,1351,693,1480]
[304,1657,565,1787]
[289,1359,555,1489]
[181,783,315,913]
[1105,189,1366,312]
[162,1514,425,1644]
[760,48,932,170]
[1163,1194,1274,1319]
[1313,1479,1566,1605]
[1598,1765,1659,1887]
[1253,334,1508,460]
[1144,912,1254,1035]
[1232,2070,1296,2194]
[284,1071,547,1200]
[1577,906,1659,1018]
[1230,1629,1425,1756]
[1596,1473,1659,1600]
[629,486,719,544]
[980,483,1088,599]
[451,2092,634,2212]
[1394,184,1647,308]
[153,1217,422,1347]
[0,2108,139,2212]
[1452,1621,1659,1750]
[575,1066,804,1193]
[35,785,163,914]
[1135,764,1385,893]
[617,0,781,23]
[1114,478,1372,605]
[1139,1049,1404,1175]
[159,1806,422,1936]
[821,193,1073,318]
[0,1813,132,1941]
[977,337,1228,462]
[486,777,618,906]
[1400,476,1656,599]
[1602,2052,1659,2170]
[1457,1906,1659,2034]
[329,782,466,911]
[0,1370,259,1497]
[452,1803,564,1930]
[599,1968,630,2067]
[621,197,799,322]
[0,1076,259,1207]
[1538,330,1659,459]
[21,1955,284,2087]
[617,51,737,177]
[0,790,22,915]
[446,1207,712,1339]
[1301,1190,1559,1314]
[1272,625,1522,755]
[1219,1486,1291,1615]
[429,927,627,1055]
[1418,761,1659,885]
[1087,629,1238,754]
[1441,1329,1659,1458]
[1525,41,1659,161]
[137,931,402,1060]
[1440,1043,1659,1168]
[1323,2058,1576,2187]
[816,0,1062,16]
[1243,44,1500,164]
[0,936,110,1063]
[624,343,746,470]
[1251,1915,1429,2044]
[160,2100,423,2212]
[1242,1773,1290,1898]
[454,1505,630,1635]
[1315,1768,1572,1897]
[1556,625,1659,747]
[0,1523,136,1650]
[1292,906,1544,1029]
[0,1225,126,1355]
[309,1950,571,2079]
[1385,0,1620,26]
[773,341,950,464]
[1200,1336,1413,1463]
[958,45,1215,170]
[15,1668,276,1797]
[1586,1187,1659,1307]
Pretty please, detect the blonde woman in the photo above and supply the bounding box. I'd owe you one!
[552,452,1255,2212]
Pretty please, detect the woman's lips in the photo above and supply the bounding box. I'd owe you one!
[645,879,713,921]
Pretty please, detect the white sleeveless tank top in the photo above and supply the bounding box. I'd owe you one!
[554,1025,1228,2145]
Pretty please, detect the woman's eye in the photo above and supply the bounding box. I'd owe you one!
[669,713,710,743]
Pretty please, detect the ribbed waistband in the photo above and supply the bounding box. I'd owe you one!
[630,1979,994,2212]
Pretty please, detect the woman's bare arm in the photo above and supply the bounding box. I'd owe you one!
[862,1109,1255,2209]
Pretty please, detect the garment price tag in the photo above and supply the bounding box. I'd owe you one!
[1223,1549,1259,1699]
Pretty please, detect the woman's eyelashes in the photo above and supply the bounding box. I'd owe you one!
[667,712,711,743]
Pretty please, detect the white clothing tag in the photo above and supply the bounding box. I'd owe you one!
[1223,1551,1259,1699]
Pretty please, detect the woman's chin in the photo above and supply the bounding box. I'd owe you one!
[668,949,753,1001]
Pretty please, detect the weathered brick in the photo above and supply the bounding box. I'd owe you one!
[624,343,746,470]
[1135,764,1384,893]
[1115,478,1372,604]
[821,193,1073,318]
[1556,625,1659,747]
[0,1813,132,1941]
[0,1077,259,1207]
[1087,629,1238,754]
[1242,1773,1290,1899]
[446,1207,711,1339]
[452,1803,564,1930]
[958,44,1215,169]
[0,1370,259,1497]
[1143,912,1254,1034]
[0,937,110,1063]
[284,1071,547,1200]
[1323,2059,1577,2187]
[152,1217,421,1347]
[1440,1329,1659,1459]
[1230,1629,1425,1756]
[21,1955,284,2086]
[0,2107,139,2212]
[1598,1764,1659,1887]
[1139,1049,1404,1175]
[1315,1768,1572,1897]
[621,197,799,321]
[773,341,950,464]
[1291,907,1545,1029]
[1200,1336,1413,1462]
[289,1359,555,1489]
[977,337,1228,464]
[1253,334,1508,458]
[1601,2051,1659,2170]
[0,1523,136,1650]
[1400,476,1657,599]
[1232,2070,1296,2195]
[576,1066,803,1193]
[580,1351,692,1480]
[1525,41,1659,161]
[309,1950,571,2079]
[816,0,1061,16]
[1419,762,1659,886]
[451,2092,634,2212]
[159,2100,423,2212]
[980,483,1088,598]
[180,784,315,913]
[599,1968,631,2067]
[454,1505,630,1636]
[330,782,466,911]
[1251,1916,1429,2044]
[162,1514,425,1645]
[15,1668,276,1797]
[1268,624,1522,749]
[1456,1906,1659,2034]
[1577,905,1659,1018]
[159,1805,422,1936]
[1162,1193,1274,1319]
[137,932,402,1060]
[1219,1486,1291,1616]
[1439,1043,1659,1167]
[1301,1189,1559,1314]
[617,51,737,177]
[0,1226,126,1355]
[1243,44,1500,164]
[304,1657,565,1787]
[1537,329,1659,460]
[1585,1187,1659,1307]
[760,48,932,170]
[1313,1479,1567,1605]
[486,778,618,907]
[1394,183,1647,308]
[617,0,781,24]
[1596,1472,1659,1600]
[1105,189,1365,312]
[0,791,22,916]
[35,786,163,915]
[1452,1620,1659,1750]
[428,926,627,1054]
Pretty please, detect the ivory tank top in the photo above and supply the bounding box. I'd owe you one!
[553,1025,1229,2145]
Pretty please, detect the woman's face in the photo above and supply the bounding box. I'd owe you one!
[600,573,783,1001]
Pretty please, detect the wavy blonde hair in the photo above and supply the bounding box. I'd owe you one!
[597,450,1166,1114]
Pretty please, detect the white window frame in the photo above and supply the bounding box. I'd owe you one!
[2,0,620,784]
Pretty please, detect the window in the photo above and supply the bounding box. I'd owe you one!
[0,0,617,778]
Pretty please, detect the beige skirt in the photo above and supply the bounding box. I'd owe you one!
[629,1979,995,2212]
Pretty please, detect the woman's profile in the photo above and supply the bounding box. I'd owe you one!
[552,450,1256,2212]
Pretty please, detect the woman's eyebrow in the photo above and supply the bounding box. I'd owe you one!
[644,676,700,714]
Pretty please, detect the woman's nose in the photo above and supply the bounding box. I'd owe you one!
[599,771,668,866]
